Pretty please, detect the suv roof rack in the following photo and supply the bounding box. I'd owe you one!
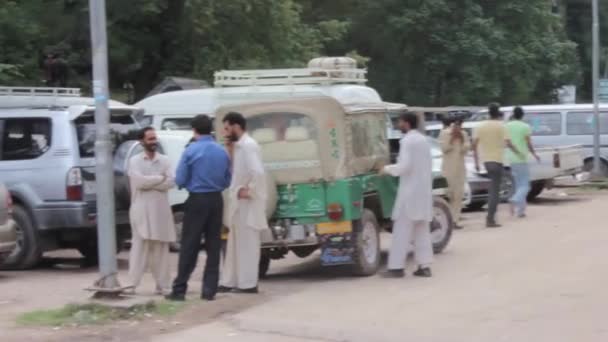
[214,68,367,87]
[0,86,81,97]
[0,86,84,109]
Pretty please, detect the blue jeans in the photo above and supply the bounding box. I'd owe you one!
[510,163,530,215]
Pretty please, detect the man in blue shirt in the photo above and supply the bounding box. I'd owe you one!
[166,115,231,301]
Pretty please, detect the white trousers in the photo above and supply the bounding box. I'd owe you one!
[388,217,433,270]
[128,233,171,292]
[220,209,261,289]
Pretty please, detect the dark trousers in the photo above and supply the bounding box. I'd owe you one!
[484,162,503,224]
[171,192,223,297]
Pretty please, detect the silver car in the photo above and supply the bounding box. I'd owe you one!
[0,87,141,269]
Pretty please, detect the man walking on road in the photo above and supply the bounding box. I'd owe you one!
[473,103,522,228]
[438,117,470,229]
[219,112,268,293]
[127,127,176,295]
[506,107,540,218]
[381,112,434,278]
[166,115,232,301]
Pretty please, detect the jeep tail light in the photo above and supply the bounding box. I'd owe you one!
[327,203,343,221]
[66,167,83,201]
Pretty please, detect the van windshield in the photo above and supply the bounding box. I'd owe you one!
[75,110,139,158]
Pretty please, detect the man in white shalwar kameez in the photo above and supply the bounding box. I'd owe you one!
[381,113,434,278]
[219,112,268,293]
[128,127,176,294]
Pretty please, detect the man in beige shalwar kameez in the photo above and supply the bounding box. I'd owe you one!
[128,127,176,294]
[438,117,470,229]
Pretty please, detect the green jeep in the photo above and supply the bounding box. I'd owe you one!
[215,97,453,277]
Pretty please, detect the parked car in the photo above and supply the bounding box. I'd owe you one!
[0,87,141,269]
[426,120,584,201]
[0,183,17,264]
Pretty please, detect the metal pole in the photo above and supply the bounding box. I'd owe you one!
[88,0,120,291]
[592,0,602,177]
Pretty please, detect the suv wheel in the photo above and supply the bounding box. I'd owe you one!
[1,205,42,270]
[351,209,381,276]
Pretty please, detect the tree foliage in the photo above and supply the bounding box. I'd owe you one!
[0,0,589,105]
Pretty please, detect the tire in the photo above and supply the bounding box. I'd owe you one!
[500,170,515,203]
[430,197,453,254]
[259,253,271,278]
[527,181,545,202]
[466,201,486,211]
[1,205,42,270]
[583,159,608,178]
[351,209,381,276]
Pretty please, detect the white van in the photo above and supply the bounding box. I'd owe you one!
[426,113,585,200]
[135,57,397,132]
[472,104,608,176]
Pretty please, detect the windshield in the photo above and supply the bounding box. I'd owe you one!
[161,118,193,130]
[75,110,139,158]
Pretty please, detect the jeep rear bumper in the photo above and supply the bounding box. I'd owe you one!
[33,201,130,230]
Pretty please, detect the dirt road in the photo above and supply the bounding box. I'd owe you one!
[2,188,607,341]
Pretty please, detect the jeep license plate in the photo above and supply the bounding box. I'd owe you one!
[316,221,352,235]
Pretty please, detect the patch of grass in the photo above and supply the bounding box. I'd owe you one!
[17,300,187,327]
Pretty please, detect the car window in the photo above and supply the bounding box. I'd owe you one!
[75,110,139,158]
[522,112,562,136]
[351,115,389,158]
[161,118,192,130]
[566,112,608,135]
[1,118,51,161]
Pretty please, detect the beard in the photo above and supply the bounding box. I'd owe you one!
[144,143,157,152]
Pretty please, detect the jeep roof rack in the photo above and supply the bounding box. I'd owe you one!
[214,68,367,87]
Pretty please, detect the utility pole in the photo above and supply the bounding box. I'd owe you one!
[88,0,122,294]
[592,0,602,178]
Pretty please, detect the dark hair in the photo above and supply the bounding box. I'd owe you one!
[399,112,419,129]
[442,116,453,128]
[488,102,501,119]
[137,126,155,140]
[191,114,213,135]
[223,112,247,130]
[513,106,525,120]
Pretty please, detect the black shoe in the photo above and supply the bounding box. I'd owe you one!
[217,286,233,293]
[486,222,502,228]
[233,286,259,294]
[165,293,185,301]
[380,269,405,278]
[413,267,432,278]
[201,293,216,301]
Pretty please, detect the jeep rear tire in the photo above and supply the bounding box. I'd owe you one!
[351,209,381,276]
[1,205,42,270]
[431,197,453,254]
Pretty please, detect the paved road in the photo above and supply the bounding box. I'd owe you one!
[154,190,608,342]
[2,189,607,341]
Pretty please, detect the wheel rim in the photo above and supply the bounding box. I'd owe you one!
[8,220,24,260]
[431,206,449,244]
[361,221,378,264]
[500,175,513,199]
